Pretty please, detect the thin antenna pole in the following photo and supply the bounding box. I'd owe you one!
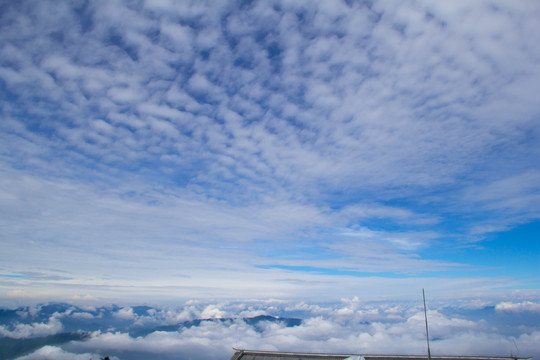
[423,288,432,360]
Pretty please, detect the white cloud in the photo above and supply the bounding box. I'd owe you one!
[44,299,538,360]
[114,307,137,321]
[1,0,539,305]
[0,315,63,339]
[15,346,115,360]
[464,171,540,214]
[70,312,95,320]
[201,304,226,319]
[0,299,538,359]
[495,301,540,313]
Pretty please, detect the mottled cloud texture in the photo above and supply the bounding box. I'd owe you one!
[0,0,539,302]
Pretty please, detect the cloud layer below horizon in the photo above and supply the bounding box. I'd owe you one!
[1,0,540,303]
[3,299,540,360]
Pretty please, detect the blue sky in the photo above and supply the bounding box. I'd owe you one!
[0,0,539,305]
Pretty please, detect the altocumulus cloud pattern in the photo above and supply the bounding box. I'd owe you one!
[1,0,540,317]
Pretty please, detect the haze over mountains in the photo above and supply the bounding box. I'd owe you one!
[1,299,539,360]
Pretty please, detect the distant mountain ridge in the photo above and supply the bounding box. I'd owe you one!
[0,303,303,359]
[1,302,302,335]
[0,332,89,360]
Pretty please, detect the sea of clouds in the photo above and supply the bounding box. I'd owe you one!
[1,299,539,360]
